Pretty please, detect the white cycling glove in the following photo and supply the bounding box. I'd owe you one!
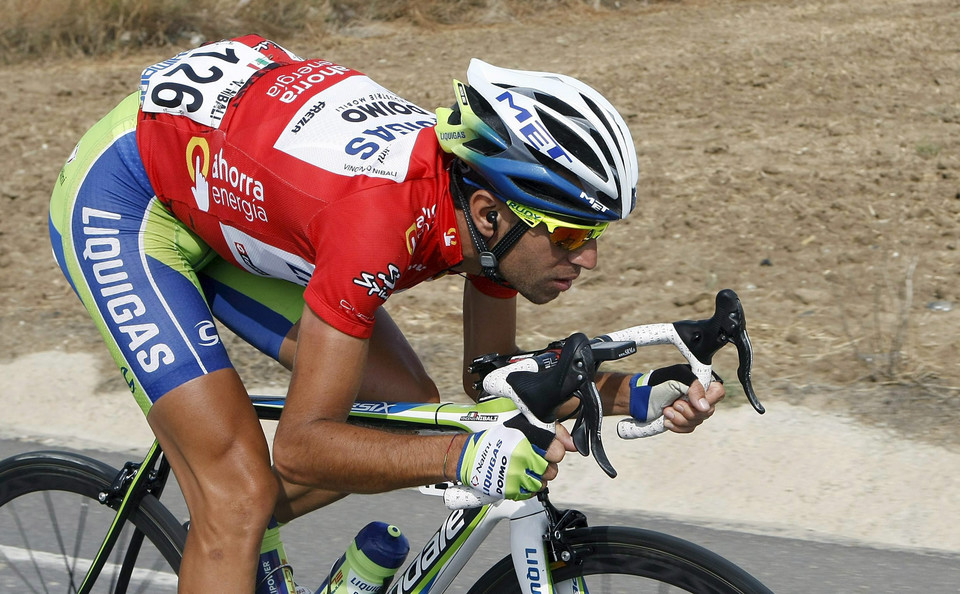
[629,364,720,422]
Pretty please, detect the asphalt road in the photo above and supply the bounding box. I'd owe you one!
[1,437,958,593]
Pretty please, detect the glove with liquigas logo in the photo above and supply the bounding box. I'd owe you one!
[457,414,555,500]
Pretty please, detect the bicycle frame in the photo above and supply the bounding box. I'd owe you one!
[253,395,579,594]
[76,395,572,593]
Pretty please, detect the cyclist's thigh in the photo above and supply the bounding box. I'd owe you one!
[199,263,436,402]
[49,92,233,413]
[198,257,304,365]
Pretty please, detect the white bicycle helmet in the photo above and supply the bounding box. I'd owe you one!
[436,59,638,223]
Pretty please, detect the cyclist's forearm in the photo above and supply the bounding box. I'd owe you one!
[461,280,519,399]
[549,370,631,420]
[273,421,466,494]
[595,370,632,416]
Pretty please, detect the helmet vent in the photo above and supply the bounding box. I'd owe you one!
[512,177,567,208]
[590,127,616,173]
[535,107,607,181]
[533,92,582,119]
[581,93,625,162]
[464,136,503,157]
[465,85,510,143]
[446,105,463,125]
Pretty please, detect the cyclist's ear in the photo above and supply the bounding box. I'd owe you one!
[468,189,500,239]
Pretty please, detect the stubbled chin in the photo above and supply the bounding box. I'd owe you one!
[519,286,562,305]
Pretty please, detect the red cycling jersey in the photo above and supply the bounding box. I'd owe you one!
[136,35,465,338]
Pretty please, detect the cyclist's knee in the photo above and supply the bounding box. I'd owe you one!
[190,466,278,541]
[410,378,441,403]
[228,467,279,518]
[395,374,440,403]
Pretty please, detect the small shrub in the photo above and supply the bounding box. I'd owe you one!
[0,0,647,63]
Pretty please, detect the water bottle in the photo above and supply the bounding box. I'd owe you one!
[316,521,410,594]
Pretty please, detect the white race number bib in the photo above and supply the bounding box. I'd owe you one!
[139,41,273,129]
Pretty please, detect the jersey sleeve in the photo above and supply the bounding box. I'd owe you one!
[302,189,413,339]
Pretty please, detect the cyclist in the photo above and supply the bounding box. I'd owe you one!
[48,35,724,592]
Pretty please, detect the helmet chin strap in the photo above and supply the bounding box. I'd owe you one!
[449,163,528,285]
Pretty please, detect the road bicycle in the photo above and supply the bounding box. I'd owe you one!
[0,289,771,593]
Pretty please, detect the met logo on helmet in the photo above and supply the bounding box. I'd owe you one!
[494,91,572,164]
[581,191,609,214]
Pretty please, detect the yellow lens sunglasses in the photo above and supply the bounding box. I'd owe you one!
[505,201,609,251]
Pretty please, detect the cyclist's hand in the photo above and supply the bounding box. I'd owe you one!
[458,414,562,500]
[629,365,725,434]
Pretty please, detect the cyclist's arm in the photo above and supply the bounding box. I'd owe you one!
[360,308,441,403]
[461,278,519,399]
[273,304,567,493]
[274,305,465,491]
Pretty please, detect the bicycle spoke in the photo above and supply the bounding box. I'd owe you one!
[44,490,84,591]
[8,500,50,593]
[0,536,45,594]
[70,500,90,594]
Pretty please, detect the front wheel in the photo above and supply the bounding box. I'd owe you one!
[467,525,772,594]
[0,450,186,593]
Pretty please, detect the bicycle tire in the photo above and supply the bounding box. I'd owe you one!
[0,450,186,593]
[466,525,772,594]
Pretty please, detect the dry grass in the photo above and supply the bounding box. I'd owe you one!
[0,0,646,63]
[830,255,955,394]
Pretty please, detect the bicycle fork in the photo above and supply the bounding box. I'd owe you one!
[80,440,173,594]
[508,502,589,594]
[510,510,555,593]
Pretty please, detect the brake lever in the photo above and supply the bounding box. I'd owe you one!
[568,340,636,478]
[673,289,763,414]
[602,289,763,439]
[580,381,617,478]
[476,333,592,431]
[473,334,628,478]
[571,338,637,456]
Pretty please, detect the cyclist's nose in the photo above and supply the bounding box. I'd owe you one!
[568,239,598,269]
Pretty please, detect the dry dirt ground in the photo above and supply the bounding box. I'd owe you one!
[3,0,959,444]
[4,0,960,557]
